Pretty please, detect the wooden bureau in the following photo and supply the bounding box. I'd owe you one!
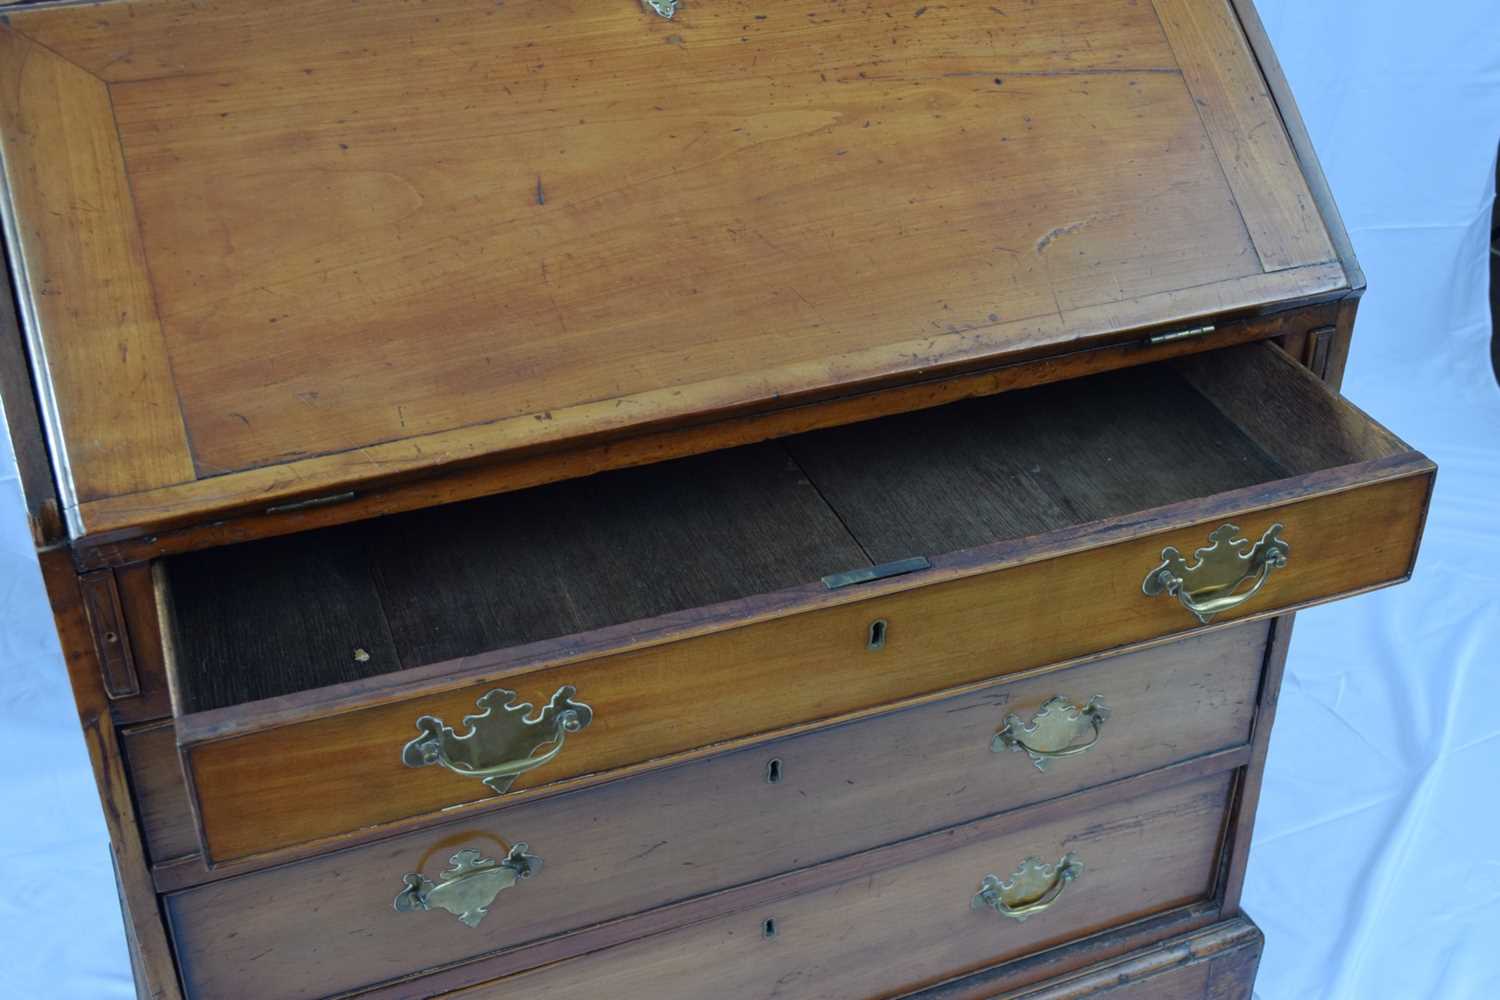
[0,1,1431,998]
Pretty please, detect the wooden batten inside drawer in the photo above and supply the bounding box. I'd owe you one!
[157,342,1433,865]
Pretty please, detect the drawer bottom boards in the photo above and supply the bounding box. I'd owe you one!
[448,771,1234,1000]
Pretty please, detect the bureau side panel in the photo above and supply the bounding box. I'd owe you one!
[35,550,182,999]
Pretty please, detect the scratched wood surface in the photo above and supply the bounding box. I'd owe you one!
[0,29,195,507]
[175,465,1433,863]
[157,342,1434,864]
[913,916,1263,1000]
[0,0,1346,542]
[447,773,1235,1000]
[33,552,184,999]
[120,722,200,865]
[161,343,1404,712]
[164,363,1275,712]
[162,628,1262,999]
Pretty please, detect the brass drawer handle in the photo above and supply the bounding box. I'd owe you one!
[1142,523,1290,624]
[401,685,593,794]
[394,844,541,928]
[992,696,1110,771]
[973,854,1083,923]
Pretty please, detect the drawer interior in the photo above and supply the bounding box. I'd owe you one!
[160,341,1410,714]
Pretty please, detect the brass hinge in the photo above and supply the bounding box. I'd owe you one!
[1145,323,1216,347]
[78,570,140,700]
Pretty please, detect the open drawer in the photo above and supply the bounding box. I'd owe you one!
[156,341,1432,865]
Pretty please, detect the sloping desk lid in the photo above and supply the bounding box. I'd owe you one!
[0,0,1348,546]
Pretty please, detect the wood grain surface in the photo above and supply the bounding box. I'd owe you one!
[0,252,64,544]
[783,364,1290,562]
[0,5,1387,997]
[178,458,1429,864]
[160,342,1374,711]
[34,552,183,999]
[164,442,869,710]
[161,344,1434,864]
[162,624,1262,999]
[68,304,1339,570]
[121,722,199,865]
[1226,0,1363,292]
[110,561,177,724]
[1219,614,1292,915]
[448,773,1235,1000]
[974,916,1261,1000]
[1152,0,1334,272]
[0,0,1347,542]
[0,28,195,507]
[367,444,872,671]
[164,363,1282,711]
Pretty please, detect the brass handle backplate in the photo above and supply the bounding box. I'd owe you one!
[401,685,592,794]
[394,845,540,928]
[992,696,1110,771]
[1142,523,1290,624]
[973,853,1083,923]
[642,0,678,17]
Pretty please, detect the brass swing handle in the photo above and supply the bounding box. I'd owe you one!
[1142,523,1290,625]
[992,696,1110,771]
[394,844,541,928]
[401,685,593,795]
[973,853,1083,923]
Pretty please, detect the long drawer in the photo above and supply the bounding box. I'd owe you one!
[437,772,1237,1000]
[908,917,1264,1000]
[163,624,1263,999]
[155,341,1432,865]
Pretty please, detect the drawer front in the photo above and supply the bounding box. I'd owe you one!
[443,772,1236,1000]
[181,462,1425,864]
[912,917,1263,1000]
[165,626,1263,1000]
[121,723,198,864]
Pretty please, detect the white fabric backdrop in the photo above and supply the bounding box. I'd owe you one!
[0,3,1495,996]
[1242,4,1500,998]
